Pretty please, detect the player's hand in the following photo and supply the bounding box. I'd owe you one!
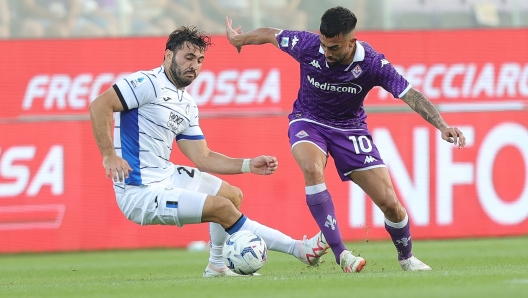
[225,16,243,53]
[440,126,466,148]
[102,154,133,182]
[250,156,278,175]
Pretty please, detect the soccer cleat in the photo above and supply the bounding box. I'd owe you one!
[203,264,261,277]
[399,256,432,271]
[297,231,329,266]
[340,250,366,273]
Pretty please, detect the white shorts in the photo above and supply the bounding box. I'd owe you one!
[114,165,222,227]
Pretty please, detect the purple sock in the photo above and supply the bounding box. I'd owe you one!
[384,215,413,261]
[306,190,347,264]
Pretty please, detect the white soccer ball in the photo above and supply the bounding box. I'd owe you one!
[222,230,267,275]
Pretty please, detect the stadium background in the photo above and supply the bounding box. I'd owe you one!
[0,0,527,253]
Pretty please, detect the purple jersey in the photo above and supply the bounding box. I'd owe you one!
[276,30,411,129]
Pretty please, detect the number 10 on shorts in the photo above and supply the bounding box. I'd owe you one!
[348,135,373,154]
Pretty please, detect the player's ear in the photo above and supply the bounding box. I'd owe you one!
[349,37,357,48]
[164,49,173,61]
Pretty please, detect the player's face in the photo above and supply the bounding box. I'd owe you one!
[319,32,356,67]
[166,42,205,87]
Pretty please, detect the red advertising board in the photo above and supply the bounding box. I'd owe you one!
[1,29,528,120]
[1,111,527,253]
[1,29,527,252]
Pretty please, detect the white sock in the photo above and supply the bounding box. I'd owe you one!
[239,218,297,255]
[209,222,228,268]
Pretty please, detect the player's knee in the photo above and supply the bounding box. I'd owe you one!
[217,179,244,208]
[300,162,324,180]
[224,185,243,209]
[378,197,401,216]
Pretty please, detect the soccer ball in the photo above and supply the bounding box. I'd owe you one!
[222,230,267,275]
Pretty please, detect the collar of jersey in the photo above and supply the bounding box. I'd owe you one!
[352,41,365,62]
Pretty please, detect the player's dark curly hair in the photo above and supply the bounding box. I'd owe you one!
[320,6,357,38]
[165,26,212,53]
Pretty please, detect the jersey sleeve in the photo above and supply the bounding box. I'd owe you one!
[176,104,204,142]
[113,71,161,110]
[275,30,314,62]
[371,54,411,98]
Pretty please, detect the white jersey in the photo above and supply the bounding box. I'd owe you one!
[113,65,203,186]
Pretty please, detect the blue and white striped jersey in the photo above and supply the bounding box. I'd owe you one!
[113,65,203,186]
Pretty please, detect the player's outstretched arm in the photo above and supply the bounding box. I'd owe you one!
[225,16,281,52]
[178,139,278,175]
[89,88,133,181]
[401,88,466,148]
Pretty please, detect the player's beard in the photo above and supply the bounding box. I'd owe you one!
[168,56,196,88]
[327,45,355,67]
[327,60,339,67]
[326,56,343,67]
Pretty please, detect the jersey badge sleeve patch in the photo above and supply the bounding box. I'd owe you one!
[130,76,145,88]
[280,37,289,47]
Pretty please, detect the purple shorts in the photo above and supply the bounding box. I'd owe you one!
[288,120,386,181]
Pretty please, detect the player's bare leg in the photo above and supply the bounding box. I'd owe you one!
[201,195,326,276]
[293,142,362,272]
[350,167,431,271]
[204,182,251,277]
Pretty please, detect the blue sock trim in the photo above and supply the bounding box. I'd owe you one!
[225,214,247,234]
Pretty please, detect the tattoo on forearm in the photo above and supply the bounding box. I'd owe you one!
[402,89,446,129]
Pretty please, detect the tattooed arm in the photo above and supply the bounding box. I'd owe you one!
[401,88,466,148]
[400,88,448,129]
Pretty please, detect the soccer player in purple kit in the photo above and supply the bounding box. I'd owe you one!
[225,6,466,273]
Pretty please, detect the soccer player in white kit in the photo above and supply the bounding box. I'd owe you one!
[89,26,329,277]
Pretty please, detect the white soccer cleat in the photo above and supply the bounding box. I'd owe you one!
[340,250,366,273]
[203,264,261,277]
[297,231,329,266]
[399,256,432,271]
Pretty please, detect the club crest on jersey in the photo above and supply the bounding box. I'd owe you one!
[295,130,309,139]
[281,37,289,47]
[185,104,190,116]
[352,65,362,78]
[130,76,145,88]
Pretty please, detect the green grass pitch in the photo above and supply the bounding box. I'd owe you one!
[1,237,527,298]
